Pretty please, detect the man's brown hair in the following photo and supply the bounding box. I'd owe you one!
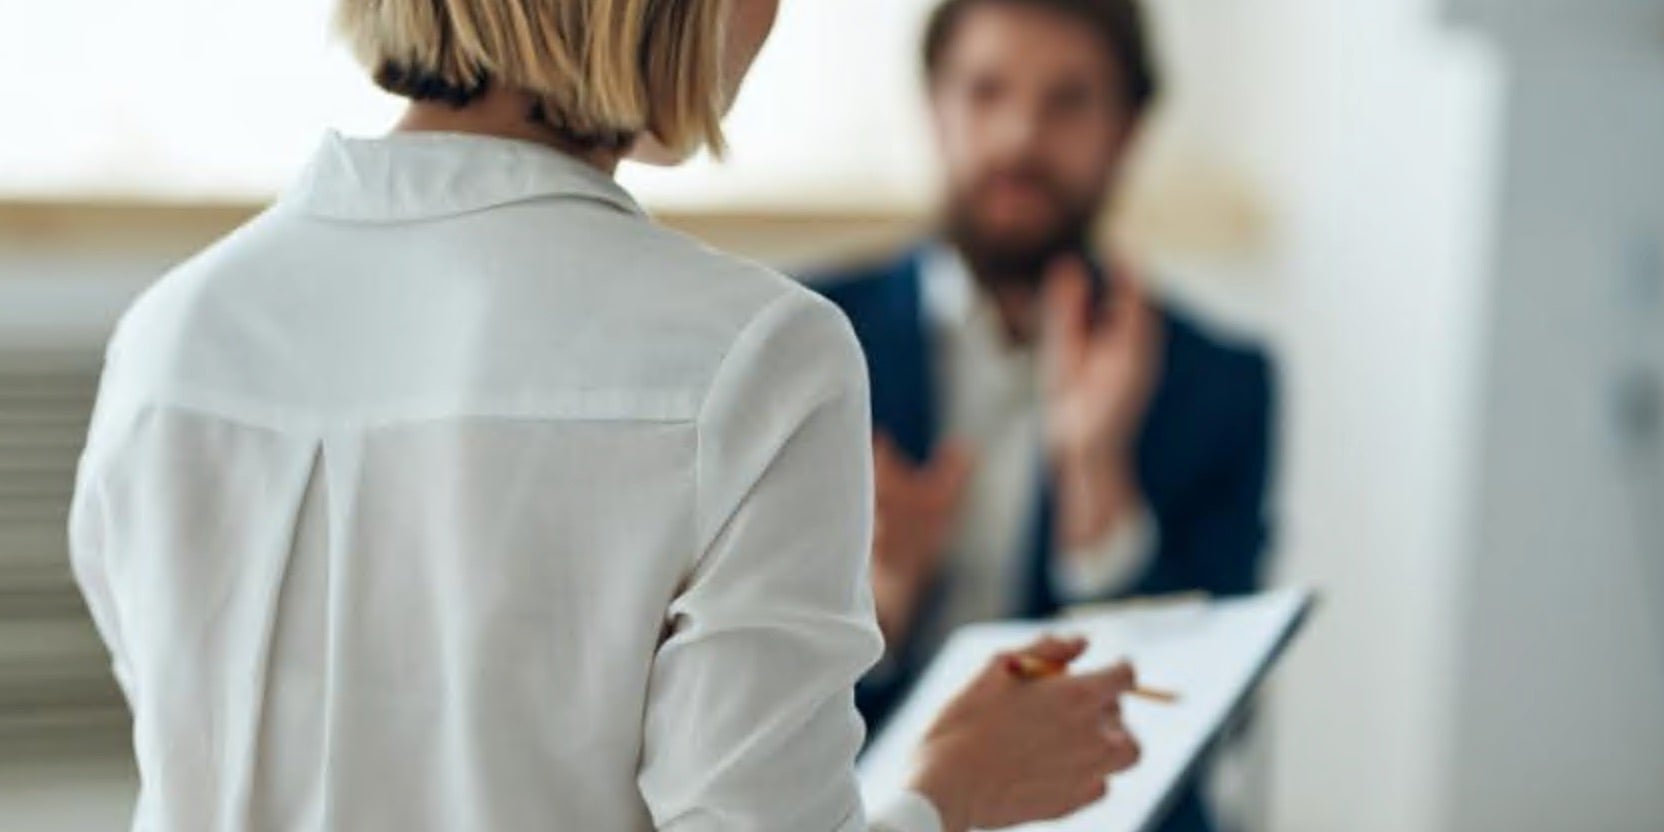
[923,0,1159,115]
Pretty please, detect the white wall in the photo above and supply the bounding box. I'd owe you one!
[1173,1,1504,828]
[1209,0,1664,829]
[1446,3,1664,829]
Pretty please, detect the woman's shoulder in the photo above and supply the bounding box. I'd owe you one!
[619,219,817,320]
[596,219,861,380]
[592,218,862,365]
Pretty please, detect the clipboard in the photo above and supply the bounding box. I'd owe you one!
[859,588,1316,832]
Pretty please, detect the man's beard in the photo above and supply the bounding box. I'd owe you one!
[944,169,1101,293]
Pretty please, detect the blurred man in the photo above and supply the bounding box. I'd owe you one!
[811,2,1275,829]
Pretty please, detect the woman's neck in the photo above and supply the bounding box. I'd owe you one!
[394,87,626,175]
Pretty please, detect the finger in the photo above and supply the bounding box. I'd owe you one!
[874,488,944,549]
[1028,633,1090,665]
[922,440,975,507]
[1081,730,1140,780]
[979,649,1032,689]
[872,510,932,565]
[1073,660,1139,701]
[1104,268,1159,361]
[1106,261,1147,316]
[873,434,925,509]
[1100,726,1141,773]
[986,635,1085,688]
[873,479,915,512]
[1068,778,1110,811]
[872,516,919,564]
[873,432,909,479]
[1041,256,1094,374]
[928,439,974,484]
[1008,634,1090,671]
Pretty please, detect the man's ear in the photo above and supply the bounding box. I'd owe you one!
[1114,114,1149,159]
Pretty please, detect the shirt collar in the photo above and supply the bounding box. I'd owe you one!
[280,130,645,223]
[920,242,980,329]
[921,242,1038,352]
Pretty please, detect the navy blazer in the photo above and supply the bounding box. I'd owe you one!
[809,249,1276,832]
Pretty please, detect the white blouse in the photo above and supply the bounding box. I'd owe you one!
[69,132,940,832]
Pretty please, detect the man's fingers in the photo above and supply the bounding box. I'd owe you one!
[873,434,928,512]
[1103,267,1158,356]
[873,432,910,479]
[1107,278,1142,337]
[924,440,975,499]
[881,440,974,516]
[1042,256,1094,372]
[1043,255,1095,321]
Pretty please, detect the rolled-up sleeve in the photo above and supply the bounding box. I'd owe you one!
[635,290,939,832]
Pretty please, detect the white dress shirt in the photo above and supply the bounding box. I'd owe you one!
[69,131,939,832]
[914,246,1154,655]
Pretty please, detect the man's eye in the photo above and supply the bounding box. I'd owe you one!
[1049,86,1093,116]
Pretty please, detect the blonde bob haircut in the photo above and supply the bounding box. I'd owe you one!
[336,0,731,156]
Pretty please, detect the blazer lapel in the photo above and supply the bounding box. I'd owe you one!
[868,251,940,464]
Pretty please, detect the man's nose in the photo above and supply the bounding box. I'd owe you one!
[986,100,1045,157]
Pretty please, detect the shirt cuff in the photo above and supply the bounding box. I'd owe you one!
[868,789,944,832]
[1052,502,1158,603]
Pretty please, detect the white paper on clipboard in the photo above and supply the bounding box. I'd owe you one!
[859,588,1314,832]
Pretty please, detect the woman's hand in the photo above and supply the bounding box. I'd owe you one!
[907,636,1142,832]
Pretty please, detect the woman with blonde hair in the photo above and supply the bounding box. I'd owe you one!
[70,1,1140,829]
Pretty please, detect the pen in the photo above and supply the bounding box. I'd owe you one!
[1005,653,1181,704]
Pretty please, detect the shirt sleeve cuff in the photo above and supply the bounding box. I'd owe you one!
[868,789,944,832]
[1052,502,1158,603]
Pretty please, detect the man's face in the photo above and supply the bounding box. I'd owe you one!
[931,3,1137,285]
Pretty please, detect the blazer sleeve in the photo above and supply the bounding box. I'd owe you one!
[635,289,937,832]
[1165,353,1277,597]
